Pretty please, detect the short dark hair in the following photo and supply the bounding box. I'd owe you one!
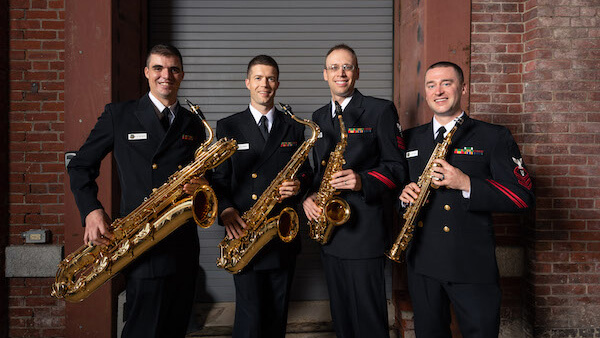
[427,61,464,84]
[146,44,184,70]
[247,55,279,79]
[325,44,358,68]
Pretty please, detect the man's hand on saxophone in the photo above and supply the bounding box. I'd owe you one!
[330,169,362,191]
[431,159,471,192]
[182,177,209,195]
[399,182,421,205]
[302,193,321,221]
[83,208,114,246]
[278,179,301,200]
[221,207,247,240]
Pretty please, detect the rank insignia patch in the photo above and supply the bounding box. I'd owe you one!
[512,157,532,190]
[347,128,372,134]
[454,147,484,155]
[397,136,406,150]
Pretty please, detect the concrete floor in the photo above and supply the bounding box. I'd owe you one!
[187,300,397,337]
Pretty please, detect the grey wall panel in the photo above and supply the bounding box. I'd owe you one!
[150,0,393,302]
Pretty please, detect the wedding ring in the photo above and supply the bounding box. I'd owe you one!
[441,174,445,181]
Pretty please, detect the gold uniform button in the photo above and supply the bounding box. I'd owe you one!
[444,204,451,211]
[178,165,183,169]
[443,226,450,232]
[251,173,258,179]
[321,160,327,166]
[152,163,158,169]
[251,194,258,200]
[418,221,424,228]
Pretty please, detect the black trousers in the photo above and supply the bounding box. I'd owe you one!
[121,269,197,338]
[232,262,296,338]
[407,269,501,338]
[321,251,390,338]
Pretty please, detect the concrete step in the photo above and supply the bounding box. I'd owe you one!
[186,300,397,337]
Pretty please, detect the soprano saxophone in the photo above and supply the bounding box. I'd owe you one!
[51,100,237,302]
[308,101,350,244]
[386,115,464,263]
[216,103,320,274]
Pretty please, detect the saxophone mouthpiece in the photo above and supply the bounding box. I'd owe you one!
[278,102,293,116]
[185,98,207,120]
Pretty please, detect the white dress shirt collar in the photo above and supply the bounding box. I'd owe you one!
[248,104,275,132]
[330,95,353,118]
[432,111,465,140]
[148,92,178,123]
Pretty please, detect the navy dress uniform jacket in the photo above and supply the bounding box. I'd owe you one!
[68,94,206,278]
[404,114,535,283]
[212,108,313,271]
[310,90,408,259]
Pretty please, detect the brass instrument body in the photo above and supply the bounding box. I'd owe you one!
[386,116,465,263]
[308,102,351,244]
[52,103,237,302]
[217,103,320,274]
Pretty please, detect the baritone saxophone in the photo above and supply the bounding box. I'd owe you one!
[386,115,464,263]
[51,100,237,302]
[216,103,320,274]
[308,101,350,244]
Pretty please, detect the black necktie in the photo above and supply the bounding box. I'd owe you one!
[435,126,446,144]
[259,115,269,140]
[160,108,171,131]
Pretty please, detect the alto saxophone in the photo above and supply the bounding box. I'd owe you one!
[216,103,320,274]
[308,101,350,244]
[386,115,465,263]
[51,100,237,302]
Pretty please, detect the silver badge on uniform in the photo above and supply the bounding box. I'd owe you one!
[128,133,147,140]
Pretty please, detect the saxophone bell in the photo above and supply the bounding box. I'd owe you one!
[324,197,351,226]
[276,207,299,243]
[191,185,218,229]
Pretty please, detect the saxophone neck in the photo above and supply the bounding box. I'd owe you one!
[278,102,320,144]
[185,99,214,156]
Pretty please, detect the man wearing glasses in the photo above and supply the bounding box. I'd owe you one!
[303,44,407,338]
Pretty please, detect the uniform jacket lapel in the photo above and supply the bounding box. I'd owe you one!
[255,109,290,169]
[343,90,367,129]
[315,103,338,151]
[237,108,266,155]
[134,94,164,151]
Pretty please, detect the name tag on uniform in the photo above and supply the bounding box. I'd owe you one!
[406,150,418,158]
[128,132,147,140]
[238,143,250,150]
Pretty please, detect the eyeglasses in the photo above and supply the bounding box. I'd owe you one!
[325,64,356,72]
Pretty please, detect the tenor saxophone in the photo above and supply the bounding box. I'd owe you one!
[51,101,237,302]
[386,115,465,263]
[308,101,350,244]
[216,103,320,274]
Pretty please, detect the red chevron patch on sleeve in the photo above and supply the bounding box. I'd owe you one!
[486,179,528,209]
[368,171,397,189]
[396,136,406,150]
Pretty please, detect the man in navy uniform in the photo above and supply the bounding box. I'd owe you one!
[303,44,407,338]
[399,61,535,337]
[212,55,312,338]
[68,44,205,337]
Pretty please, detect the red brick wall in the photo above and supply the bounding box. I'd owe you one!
[470,0,529,330]
[520,0,600,335]
[8,0,65,336]
[472,0,600,336]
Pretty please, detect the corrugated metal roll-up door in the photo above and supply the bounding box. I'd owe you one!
[149,0,394,302]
